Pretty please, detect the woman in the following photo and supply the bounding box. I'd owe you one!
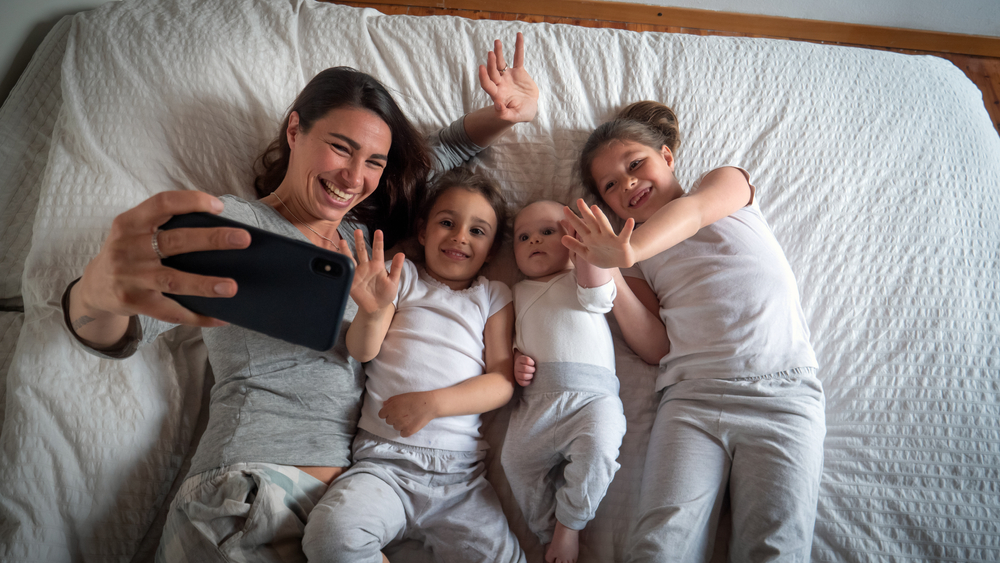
[61,34,538,563]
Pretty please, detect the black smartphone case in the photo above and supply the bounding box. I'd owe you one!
[159,212,354,351]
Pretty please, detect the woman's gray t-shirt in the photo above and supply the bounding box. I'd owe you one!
[88,117,482,474]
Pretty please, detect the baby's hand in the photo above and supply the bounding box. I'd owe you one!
[379,391,439,437]
[561,199,637,269]
[514,350,536,386]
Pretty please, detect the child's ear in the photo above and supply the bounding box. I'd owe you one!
[417,221,426,245]
[660,144,675,169]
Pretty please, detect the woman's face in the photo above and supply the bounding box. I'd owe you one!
[418,186,499,291]
[590,140,683,224]
[285,106,392,223]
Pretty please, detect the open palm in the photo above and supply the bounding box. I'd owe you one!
[561,199,637,269]
[348,229,404,315]
[478,32,539,125]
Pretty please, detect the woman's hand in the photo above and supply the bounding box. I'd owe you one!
[379,391,440,437]
[69,191,252,346]
[478,31,539,125]
[513,350,536,386]
[561,199,637,269]
[349,229,404,315]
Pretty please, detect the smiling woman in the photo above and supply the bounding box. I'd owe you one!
[253,67,422,250]
[263,105,394,250]
[58,43,539,563]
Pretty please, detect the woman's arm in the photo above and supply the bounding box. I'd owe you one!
[67,191,251,349]
[344,230,404,363]
[562,167,751,269]
[611,270,670,365]
[463,32,539,147]
[378,303,516,437]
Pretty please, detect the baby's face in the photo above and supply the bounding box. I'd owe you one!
[513,201,573,279]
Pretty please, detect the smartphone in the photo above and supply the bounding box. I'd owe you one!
[159,212,354,351]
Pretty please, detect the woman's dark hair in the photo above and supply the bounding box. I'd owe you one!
[416,167,510,259]
[254,67,431,247]
[577,101,681,199]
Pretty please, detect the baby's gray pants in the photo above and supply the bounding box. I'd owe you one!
[501,362,627,545]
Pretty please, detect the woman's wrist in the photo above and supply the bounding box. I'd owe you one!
[62,278,140,356]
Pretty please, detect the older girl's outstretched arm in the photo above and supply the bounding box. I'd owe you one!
[563,167,752,269]
[379,302,515,437]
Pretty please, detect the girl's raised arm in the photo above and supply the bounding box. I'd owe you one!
[628,167,751,262]
[345,229,404,363]
[563,167,751,269]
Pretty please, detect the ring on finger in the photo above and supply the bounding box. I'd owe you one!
[498,65,508,74]
[151,229,167,260]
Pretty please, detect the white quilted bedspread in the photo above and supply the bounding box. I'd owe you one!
[1,0,998,562]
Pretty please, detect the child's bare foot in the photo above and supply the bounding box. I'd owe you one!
[544,521,579,563]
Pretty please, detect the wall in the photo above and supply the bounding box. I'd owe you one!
[2,0,999,107]
[622,0,1000,38]
[1,0,112,108]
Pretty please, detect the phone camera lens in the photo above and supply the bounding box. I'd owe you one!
[313,258,343,278]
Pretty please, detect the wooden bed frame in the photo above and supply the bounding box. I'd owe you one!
[334,0,1000,135]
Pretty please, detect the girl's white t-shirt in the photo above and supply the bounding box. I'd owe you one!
[358,259,512,451]
[625,178,817,390]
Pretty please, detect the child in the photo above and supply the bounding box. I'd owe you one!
[301,168,525,563]
[563,101,826,562]
[500,200,628,563]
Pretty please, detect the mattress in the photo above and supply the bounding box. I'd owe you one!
[0,0,998,561]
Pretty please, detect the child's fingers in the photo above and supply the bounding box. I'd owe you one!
[574,199,603,233]
[388,252,406,283]
[336,239,357,265]
[559,219,577,240]
[354,229,369,264]
[619,218,636,241]
[561,234,587,256]
[590,204,617,234]
[371,229,385,263]
[562,205,588,234]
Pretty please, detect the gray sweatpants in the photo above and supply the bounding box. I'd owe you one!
[155,463,327,563]
[626,368,826,563]
[501,362,627,545]
[302,430,526,563]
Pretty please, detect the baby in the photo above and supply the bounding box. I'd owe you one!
[500,199,627,563]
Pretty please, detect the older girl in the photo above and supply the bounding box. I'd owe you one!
[62,35,537,563]
[303,168,522,562]
[563,101,825,562]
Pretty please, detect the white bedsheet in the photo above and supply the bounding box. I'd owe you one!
[0,0,998,561]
